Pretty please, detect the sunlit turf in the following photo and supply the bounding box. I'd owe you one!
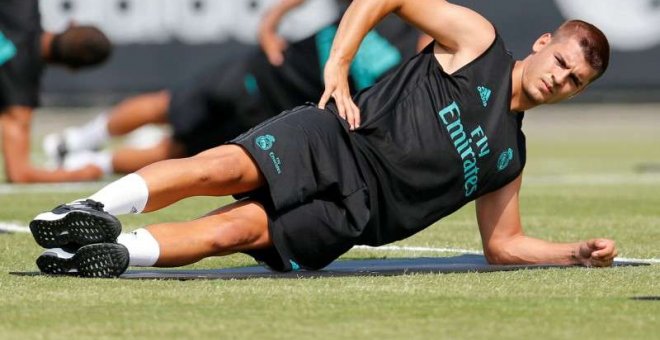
[1,183,658,339]
[0,104,659,338]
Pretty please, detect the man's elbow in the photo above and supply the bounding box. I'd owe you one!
[6,173,30,183]
[483,244,519,265]
[5,169,33,183]
[483,249,508,265]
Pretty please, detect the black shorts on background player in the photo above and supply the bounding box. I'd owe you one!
[0,0,43,110]
[167,48,260,156]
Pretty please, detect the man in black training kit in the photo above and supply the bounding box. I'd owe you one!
[0,0,112,183]
[30,0,617,277]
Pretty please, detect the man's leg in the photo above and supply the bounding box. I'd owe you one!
[43,91,171,161]
[106,90,171,136]
[142,199,270,267]
[30,144,265,249]
[36,199,271,276]
[57,136,185,180]
[108,136,185,174]
[135,144,264,212]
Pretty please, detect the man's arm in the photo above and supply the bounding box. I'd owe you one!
[318,0,494,129]
[258,0,306,66]
[1,106,102,183]
[475,174,618,267]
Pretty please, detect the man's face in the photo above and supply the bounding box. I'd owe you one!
[521,33,599,105]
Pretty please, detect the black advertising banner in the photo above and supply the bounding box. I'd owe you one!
[40,0,660,104]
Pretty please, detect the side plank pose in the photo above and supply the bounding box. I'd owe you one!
[29,0,617,277]
[0,0,112,183]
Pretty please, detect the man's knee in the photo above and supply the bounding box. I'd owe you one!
[153,90,171,115]
[157,138,185,159]
[133,90,171,122]
[193,145,261,186]
[207,213,270,252]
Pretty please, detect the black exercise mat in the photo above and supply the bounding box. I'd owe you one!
[10,254,649,280]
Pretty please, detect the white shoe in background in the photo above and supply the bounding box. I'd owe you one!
[42,132,68,168]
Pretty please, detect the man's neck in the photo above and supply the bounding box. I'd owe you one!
[510,60,537,112]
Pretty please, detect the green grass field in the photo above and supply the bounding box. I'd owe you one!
[1,104,659,339]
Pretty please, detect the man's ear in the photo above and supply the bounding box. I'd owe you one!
[531,33,552,53]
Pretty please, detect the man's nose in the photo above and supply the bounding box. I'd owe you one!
[553,68,570,86]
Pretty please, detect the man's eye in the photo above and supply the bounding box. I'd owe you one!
[555,56,565,67]
[571,76,580,86]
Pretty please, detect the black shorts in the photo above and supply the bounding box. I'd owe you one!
[229,105,370,271]
[167,47,274,156]
[0,0,43,111]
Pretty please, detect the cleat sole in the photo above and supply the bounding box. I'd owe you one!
[30,211,121,249]
[36,243,129,278]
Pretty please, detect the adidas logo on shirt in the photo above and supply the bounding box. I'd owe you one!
[477,86,492,107]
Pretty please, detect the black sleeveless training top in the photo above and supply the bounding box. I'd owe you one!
[347,33,527,246]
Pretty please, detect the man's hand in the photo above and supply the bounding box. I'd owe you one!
[74,164,104,181]
[318,59,361,130]
[575,239,618,267]
[258,28,287,66]
[257,0,306,66]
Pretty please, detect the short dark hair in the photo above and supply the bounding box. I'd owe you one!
[553,20,610,81]
[51,25,112,69]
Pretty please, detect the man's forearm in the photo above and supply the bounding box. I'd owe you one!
[1,106,101,183]
[485,235,583,266]
[1,106,34,182]
[328,0,403,66]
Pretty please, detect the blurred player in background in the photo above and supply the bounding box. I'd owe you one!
[45,0,428,177]
[0,0,112,183]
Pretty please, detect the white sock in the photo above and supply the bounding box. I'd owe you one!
[88,173,149,215]
[116,228,160,267]
[63,150,113,175]
[65,113,110,151]
[92,151,113,175]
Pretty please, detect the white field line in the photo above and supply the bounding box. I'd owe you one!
[523,174,660,185]
[0,181,108,194]
[0,222,30,233]
[1,174,660,195]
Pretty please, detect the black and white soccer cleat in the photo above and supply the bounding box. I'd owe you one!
[36,243,129,278]
[30,199,121,249]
